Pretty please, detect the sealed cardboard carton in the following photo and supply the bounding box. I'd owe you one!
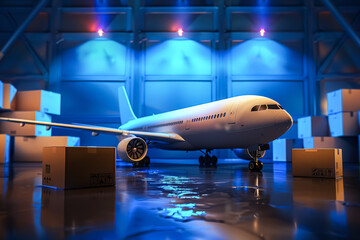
[327,89,360,114]
[0,81,3,109]
[2,83,16,111]
[42,147,116,189]
[0,111,51,136]
[272,138,303,162]
[293,178,344,203]
[292,149,343,178]
[297,116,329,138]
[303,136,358,162]
[0,134,10,164]
[328,111,359,137]
[14,136,80,162]
[15,90,61,115]
[40,187,115,235]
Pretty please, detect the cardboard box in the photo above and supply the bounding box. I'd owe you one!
[0,111,52,136]
[297,116,329,138]
[0,134,10,164]
[327,89,360,115]
[328,111,359,137]
[15,90,61,115]
[293,178,344,203]
[40,187,115,234]
[2,83,16,111]
[303,136,358,162]
[292,149,343,178]
[14,136,80,162]
[0,81,3,109]
[42,147,116,189]
[272,138,303,162]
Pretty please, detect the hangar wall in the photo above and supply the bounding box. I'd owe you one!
[0,0,360,158]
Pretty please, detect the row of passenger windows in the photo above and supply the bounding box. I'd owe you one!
[149,120,183,129]
[251,104,283,112]
[191,112,226,122]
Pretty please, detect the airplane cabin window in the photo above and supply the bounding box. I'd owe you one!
[220,113,223,117]
[224,113,226,117]
[217,114,219,118]
[268,104,280,109]
[259,105,267,111]
[251,105,260,111]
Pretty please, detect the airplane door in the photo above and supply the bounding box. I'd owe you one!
[228,101,238,124]
[185,120,190,130]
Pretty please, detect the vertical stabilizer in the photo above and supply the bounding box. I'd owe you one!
[118,86,137,124]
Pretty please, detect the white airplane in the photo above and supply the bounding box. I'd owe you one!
[0,87,292,171]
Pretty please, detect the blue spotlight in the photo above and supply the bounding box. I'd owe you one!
[98,28,104,37]
[260,28,265,37]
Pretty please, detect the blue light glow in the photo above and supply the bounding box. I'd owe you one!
[61,39,127,76]
[145,39,211,75]
[231,38,302,75]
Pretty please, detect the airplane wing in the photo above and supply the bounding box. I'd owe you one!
[0,117,185,143]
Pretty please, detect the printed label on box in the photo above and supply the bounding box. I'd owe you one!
[312,168,334,177]
[90,173,114,185]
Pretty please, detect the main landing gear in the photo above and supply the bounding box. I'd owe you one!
[132,156,150,168]
[198,150,217,167]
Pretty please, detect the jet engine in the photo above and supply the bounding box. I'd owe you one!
[233,148,266,160]
[117,137,148,163]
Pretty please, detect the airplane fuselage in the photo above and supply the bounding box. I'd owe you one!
[119,95,293,151]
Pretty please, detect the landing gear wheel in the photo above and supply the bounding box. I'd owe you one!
[249,161,256,171]
[199,156,205,166]
[248,160,263,171]
[211,156,218,166]
[143,156,150,167]
[205,155,211,166]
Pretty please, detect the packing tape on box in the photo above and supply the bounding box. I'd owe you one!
[305,149,317,152]
[87,148,97,154]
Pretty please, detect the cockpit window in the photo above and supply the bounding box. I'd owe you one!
[278,105,283,109]
[259,105,267,111]
[251,105,260,111]
[268,104,280,109]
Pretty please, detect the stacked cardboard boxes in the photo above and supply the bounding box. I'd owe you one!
[272,88,360,177]
[327,89,360,137]
[0,82,80,162]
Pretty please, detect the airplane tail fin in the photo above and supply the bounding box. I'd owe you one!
[118,86,137,125]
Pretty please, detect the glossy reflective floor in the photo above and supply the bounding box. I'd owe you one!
[1,162,360,240]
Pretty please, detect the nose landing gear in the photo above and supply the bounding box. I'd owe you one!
[247,144,269,172]
[199,150,217,167]
[248,157,263,172]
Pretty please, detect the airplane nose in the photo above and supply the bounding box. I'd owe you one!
[275,110,293,132]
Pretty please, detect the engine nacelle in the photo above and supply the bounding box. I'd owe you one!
[117,137,148,163]
[233,148,266,160]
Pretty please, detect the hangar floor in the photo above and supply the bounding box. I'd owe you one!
[1,162,360,240]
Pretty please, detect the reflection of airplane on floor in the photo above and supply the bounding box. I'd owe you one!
[0,87,292,171]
